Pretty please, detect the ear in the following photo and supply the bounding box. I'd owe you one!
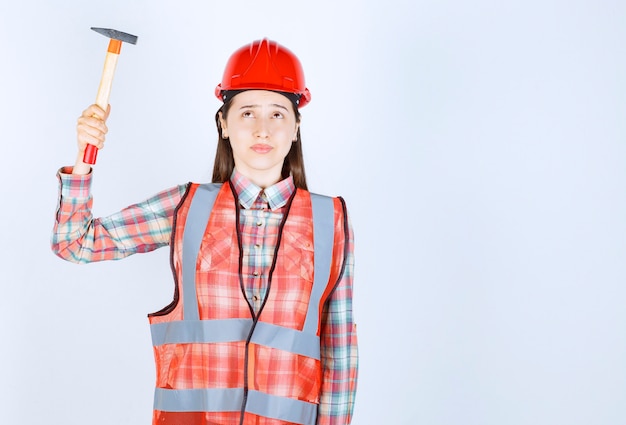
[218,111,228,138]
[293,122,300,142]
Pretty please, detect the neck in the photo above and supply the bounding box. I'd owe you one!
[235,168,281,189]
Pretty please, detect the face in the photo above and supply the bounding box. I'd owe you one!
[219,90,299,188]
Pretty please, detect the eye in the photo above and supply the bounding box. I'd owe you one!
[272,111,284,119]
[242,110,254,118]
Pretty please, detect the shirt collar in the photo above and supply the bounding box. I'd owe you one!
[230,169,295,211]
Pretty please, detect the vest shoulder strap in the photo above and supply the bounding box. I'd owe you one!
[304,192,335,334]
[182,183,223,320]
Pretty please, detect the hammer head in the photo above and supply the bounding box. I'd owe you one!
[91,27,138,45]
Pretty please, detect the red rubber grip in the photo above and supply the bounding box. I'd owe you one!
[83,144,98,164]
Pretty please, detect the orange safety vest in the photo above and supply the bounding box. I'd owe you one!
[148,182,347,425]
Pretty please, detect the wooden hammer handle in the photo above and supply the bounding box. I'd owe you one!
[83,39,122,164]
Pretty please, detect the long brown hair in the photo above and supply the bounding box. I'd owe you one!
[212,92,308,190]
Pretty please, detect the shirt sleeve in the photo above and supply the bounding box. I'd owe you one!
[51,166,187,264]
[317,203,358,425]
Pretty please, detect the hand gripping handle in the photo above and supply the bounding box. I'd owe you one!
[83,39,122,164]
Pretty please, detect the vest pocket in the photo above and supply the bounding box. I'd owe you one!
[199,226,237,271]
[281,232,314,283]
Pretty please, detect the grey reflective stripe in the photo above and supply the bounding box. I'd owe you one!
[247,390,317,425]
[249,321,320,358]
[151,319,320,359]
[151,318,253,346]
[304,193,335,334]
[154,388,317,425]
[181,184,222,321]
[154,387,243,412]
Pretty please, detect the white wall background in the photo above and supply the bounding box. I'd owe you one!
[1,0,625,424]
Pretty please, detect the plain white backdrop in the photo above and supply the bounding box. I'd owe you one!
[1,0,625,424]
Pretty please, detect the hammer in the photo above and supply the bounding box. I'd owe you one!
[84,27,138,165]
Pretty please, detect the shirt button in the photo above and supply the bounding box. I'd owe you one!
[253,271,259,277]
[256,221,263,226]
[253,295,259,301]
[255,243,261,249]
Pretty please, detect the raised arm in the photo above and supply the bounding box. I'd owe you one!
[51,104,187,264]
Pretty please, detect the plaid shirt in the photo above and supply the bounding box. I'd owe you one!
[52,167,358,424]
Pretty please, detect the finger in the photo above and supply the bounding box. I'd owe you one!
[77,123,107,143]
[77,132,105,150]
[78,116,108,135]
[77,114,109,135]
[80,104,110,122]
[103,104,111,121]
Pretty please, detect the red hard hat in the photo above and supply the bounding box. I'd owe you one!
[215,38,311,108]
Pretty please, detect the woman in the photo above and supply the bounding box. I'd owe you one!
[52,38,358,425]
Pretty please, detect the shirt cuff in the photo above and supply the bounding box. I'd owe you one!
[57,166,93,199]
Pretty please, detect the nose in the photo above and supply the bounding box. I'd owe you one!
[254,117,270,138]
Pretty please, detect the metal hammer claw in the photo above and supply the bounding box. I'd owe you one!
[84,27,138,165]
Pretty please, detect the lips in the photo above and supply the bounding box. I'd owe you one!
[251,144,273,154]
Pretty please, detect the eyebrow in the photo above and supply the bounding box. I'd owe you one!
[239,103,289,111]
